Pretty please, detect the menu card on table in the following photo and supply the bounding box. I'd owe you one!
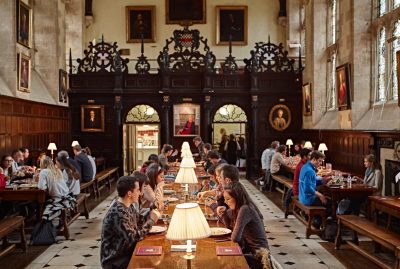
[135,246,162,256]
[216,246,243,256]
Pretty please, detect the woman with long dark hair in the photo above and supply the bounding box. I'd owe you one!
[143,163,165,210]
[217,183,270,269]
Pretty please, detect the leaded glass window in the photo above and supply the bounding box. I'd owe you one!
[392,19,400,100]
[377,28,386,102]
[213,104,247,122]
[379,0,387,16]
[327,0,338,45]
[393,0,400,8]
[125,105,160,123]
[327,53,337,110]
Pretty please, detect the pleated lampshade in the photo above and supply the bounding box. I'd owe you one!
[181,148,193,158]
[175,167,198,184]
[166,203,211,241]
[181,141,190,150]
[180,156,196,168]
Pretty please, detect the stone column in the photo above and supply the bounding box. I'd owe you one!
[0,0,17,94]
[162,95,171,145]
[65,0,85,64]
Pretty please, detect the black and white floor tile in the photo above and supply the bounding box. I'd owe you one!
[25,181,346,269]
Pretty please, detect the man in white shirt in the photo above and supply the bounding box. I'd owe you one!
[260,141,279,190]
[270,145,293,178]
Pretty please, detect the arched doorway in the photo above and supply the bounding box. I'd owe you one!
[123,104,160,174]
[212,104,248,169]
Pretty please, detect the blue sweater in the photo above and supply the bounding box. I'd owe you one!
[299,161,317,206]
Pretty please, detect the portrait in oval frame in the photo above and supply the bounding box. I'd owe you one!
[268,104,291,131]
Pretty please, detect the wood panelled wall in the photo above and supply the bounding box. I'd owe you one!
[0,96,70,157]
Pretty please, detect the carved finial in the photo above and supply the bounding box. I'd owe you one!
[268,35,271,43]
[101,34,104,43]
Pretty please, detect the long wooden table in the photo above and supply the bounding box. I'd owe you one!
[328,184,374,218]
[369,195,400,229]
[0,189,46,219]
[127,234,249,269]
[128,190,249,269]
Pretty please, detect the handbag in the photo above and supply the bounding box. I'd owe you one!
[31,220,57,245]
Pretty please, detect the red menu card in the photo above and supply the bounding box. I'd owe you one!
[135,246,162,256]
[216,246,243,256]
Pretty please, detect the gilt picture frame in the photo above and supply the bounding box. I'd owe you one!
[81,105,105,132]
[173,103,200,136]
[336,63,351,110]
[268,104,291,132]
[18,53,31,93]
[166,0,206,25]
[216,6,248,45]
[17,0,32,48]
[126,6,156,43]
[302,83,312,116]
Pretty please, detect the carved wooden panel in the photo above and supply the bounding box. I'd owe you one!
[0,96,70,157]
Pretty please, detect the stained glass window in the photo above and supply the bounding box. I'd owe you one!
[377,27,386,102]
[213,104,247,123]
[125,105,160,123]
[327,53,337,110]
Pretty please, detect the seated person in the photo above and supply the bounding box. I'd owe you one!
[0,155,13,182]
[158,145,173,171]
[56,155,81,197]
[299,151,332,219]
[270,145,293,178]
[139,154,159,174]
[217,183,270,269]
[203,143,213,171]
[207,150,227,171]
[101,175,160,269]
[142,163,165,210]
[354,154,383,196]
[72,145,94,183]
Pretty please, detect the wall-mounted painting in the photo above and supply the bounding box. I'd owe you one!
[216,6,248,45]
[302,83,312,116]
[173,103,200,136]
[59,69,68,103]
[126,6,156,43]
[166,0,206,25]
[81,105,105,132]
[269,104,291,131]
[396,51,400,107]
[18,53,31,93]
[394,141,400,160]
[17,0,32,48]
[336,63,351,110]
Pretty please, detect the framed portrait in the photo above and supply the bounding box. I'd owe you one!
[126,6,156,43]
[18,53,31,93]
[394,141,400,160]
[302,83,312,116]
[173,103,200,136]
[59,69,68,103]
[336,63,351,110]
[81,105,105,132]
[268,104,291,132]
[166,0,206,25]
[17,0,32,48]
[216,6,248,45]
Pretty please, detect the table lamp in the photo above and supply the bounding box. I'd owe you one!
[175,166,198,193]
[286,139,293,156]
[47,143,57,160]
[318,143,328,155]
[166,203,211,260]
[180,156,196,168]
[304,141,313,149]
[318,143,328,167]
[71,140,80,147]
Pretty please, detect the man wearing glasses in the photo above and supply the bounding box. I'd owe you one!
[1,155,14,183]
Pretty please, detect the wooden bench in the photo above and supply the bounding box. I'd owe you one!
[335,214,400,269]
[95,167,119,198]
[270,174,293,201]
[292,198,326,238]
[0,216,26,257]
[80,179,97,199]
[58,193,89,240]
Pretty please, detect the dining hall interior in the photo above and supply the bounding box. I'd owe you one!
[1,0,400,268]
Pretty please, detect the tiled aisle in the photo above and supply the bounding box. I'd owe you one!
[25,180,346,269]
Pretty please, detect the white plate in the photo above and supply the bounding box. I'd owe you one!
[210,227,231,237]
[163,189,176,195]
[149,225,167,234]
[166,197,179,202]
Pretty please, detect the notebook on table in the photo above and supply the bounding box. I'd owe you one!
[216,246,243,256]
[135,246,162,256]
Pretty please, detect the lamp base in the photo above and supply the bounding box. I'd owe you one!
[183,253,195,260]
